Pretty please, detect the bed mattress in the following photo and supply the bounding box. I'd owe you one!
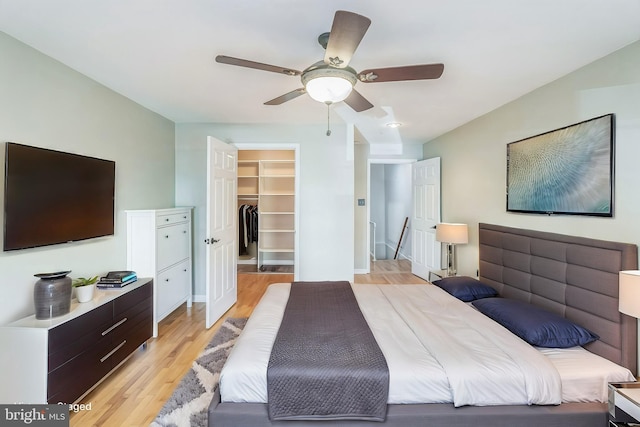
[220,283,634,406]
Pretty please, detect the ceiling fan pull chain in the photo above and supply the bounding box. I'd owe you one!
[325,101,332,136]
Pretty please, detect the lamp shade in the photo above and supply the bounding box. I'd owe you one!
[619,270,640,318]
[436,223,468,244]
[305,76,353,103]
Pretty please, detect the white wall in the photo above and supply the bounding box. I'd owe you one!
[423,40,640,277]
[0,33,176,325]
[175,122,355,298]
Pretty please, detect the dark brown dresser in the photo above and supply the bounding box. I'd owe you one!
[0,278,152,404]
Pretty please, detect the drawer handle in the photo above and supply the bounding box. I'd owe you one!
[102,317,128,336]
[165,218,170,222]
[100,340,127,363]
[165,278,170,282]
[165,235,169,238]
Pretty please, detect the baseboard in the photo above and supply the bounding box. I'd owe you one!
[192,294,205,303]
[354,269,369,274]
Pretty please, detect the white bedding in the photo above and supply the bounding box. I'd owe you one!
[220,283,634,406]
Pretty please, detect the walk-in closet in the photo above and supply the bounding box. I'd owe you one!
[237,149,296,273]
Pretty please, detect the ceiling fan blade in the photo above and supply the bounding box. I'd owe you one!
[324,11,371,68]
[344,89,373,112]
[358,63,444,83]
[264,88,307,105]
[215,55,301,76]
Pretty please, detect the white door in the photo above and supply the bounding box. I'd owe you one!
[205,136,238,328]
[411,157,441,281]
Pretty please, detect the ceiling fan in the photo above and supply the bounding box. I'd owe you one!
[215,10,444,113]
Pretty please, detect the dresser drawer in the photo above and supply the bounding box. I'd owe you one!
[113,280,152,317]
[157,212,190,226]
[111,296,152,344]
[156,261,191,318]
[48,303,113,357]
[47,336,113,403]
[109,315,153,368]
[156,223,190,270]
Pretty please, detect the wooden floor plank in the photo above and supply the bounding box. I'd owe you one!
[70,263,426,426]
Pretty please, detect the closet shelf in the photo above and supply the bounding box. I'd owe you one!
[259,211,294,215]
[261,159,294,163]
[258,247,295,253]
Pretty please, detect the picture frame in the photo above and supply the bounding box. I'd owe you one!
[506,113,614,217]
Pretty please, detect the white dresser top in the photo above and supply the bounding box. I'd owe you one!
[2,278,152,330]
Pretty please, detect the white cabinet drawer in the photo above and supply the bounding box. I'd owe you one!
[156,261,191,320]
[156,223,190,270]
[157,212,190,226]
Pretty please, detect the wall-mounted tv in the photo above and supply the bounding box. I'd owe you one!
[506,113,614,217]
[3,142,116,251]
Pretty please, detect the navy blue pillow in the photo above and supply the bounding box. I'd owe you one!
[432,276,497,302]
[472,298,599,348]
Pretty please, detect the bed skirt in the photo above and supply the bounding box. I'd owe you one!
[208,388,607,427]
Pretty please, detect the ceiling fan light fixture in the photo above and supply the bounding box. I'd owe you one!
[301,66,357,104]
[305,76,353,103]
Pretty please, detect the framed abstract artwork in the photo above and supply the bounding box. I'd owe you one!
[506,114,614,217]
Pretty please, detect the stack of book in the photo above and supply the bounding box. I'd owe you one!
[97,271,137,288]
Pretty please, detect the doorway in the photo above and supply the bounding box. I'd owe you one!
[234,143,300,280]
[367,159,416,272]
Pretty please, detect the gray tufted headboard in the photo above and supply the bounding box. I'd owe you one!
[479,223,638,375]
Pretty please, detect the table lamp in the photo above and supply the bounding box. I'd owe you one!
[619,270,640,318]
[436,223,468,276]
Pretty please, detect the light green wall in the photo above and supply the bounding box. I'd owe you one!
[423,41,640,276]
[354,144,369,271]
[0,32,176,324]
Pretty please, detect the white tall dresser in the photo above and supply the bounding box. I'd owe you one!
[126,207,193,336]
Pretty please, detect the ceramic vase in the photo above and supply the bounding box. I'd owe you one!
[33,271,72,319]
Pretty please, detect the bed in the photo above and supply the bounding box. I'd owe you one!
[208,223,638,426]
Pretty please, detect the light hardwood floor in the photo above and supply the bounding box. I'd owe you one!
[70,262,427,426]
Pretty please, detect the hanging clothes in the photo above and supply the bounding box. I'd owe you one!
[238,204,258,256]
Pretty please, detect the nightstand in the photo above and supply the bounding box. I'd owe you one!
[609,382,640,425]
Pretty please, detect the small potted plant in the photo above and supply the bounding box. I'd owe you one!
[73,275,99,303]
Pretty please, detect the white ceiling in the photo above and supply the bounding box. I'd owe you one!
[1,0,639,144]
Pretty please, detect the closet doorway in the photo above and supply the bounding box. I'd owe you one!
[235,144,299,279]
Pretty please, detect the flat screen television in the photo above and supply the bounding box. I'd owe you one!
[3,142,116,251]
[506,114,614,217]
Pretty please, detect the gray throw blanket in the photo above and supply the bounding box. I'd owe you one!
[267,281,389,421]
